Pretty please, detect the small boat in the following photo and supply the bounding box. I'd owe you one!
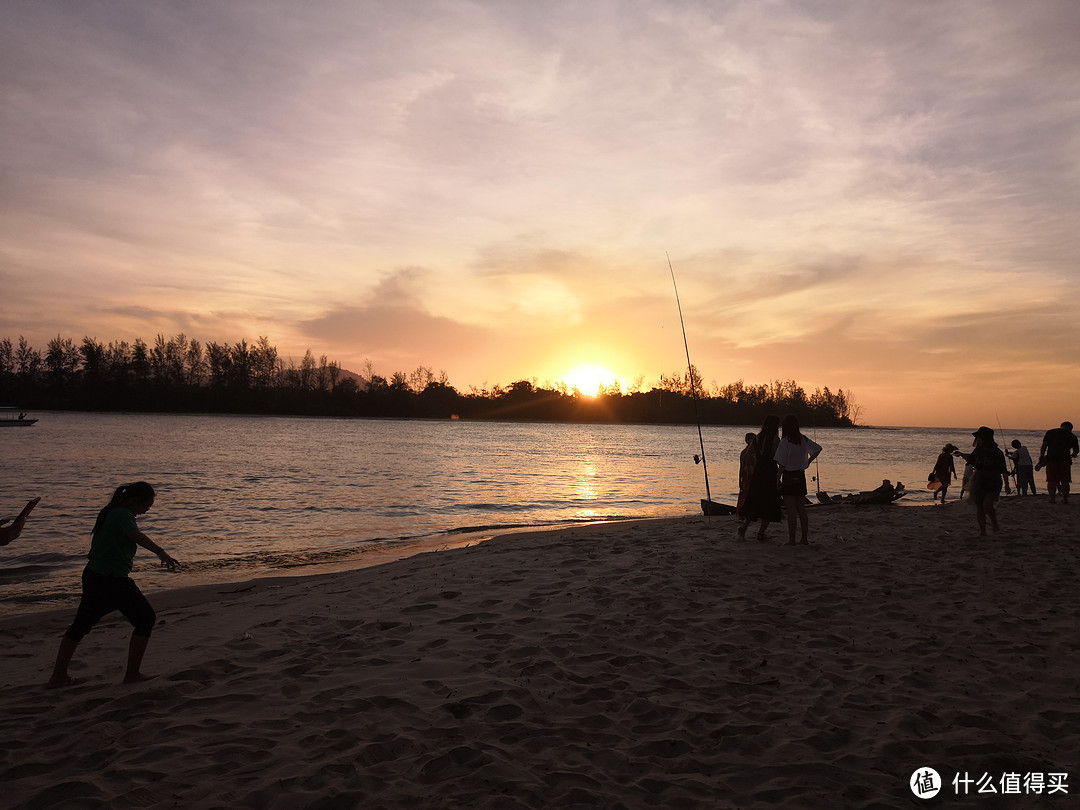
[701,499,738,516]
[0,407,37,427]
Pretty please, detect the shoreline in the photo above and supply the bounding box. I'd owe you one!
[2,496,1077,807]
[0,515,686,620]
[0,499,934,620]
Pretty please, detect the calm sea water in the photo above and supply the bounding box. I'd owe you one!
[0,412,1047,614]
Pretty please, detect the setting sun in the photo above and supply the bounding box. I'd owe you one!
[562,364,620,397]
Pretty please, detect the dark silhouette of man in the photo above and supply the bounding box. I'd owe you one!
[1036,421,1079,504]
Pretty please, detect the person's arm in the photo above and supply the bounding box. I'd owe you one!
[128,529,180,571]
[0,497,40,546]
[773,440,788,480]
[0,522,22,546]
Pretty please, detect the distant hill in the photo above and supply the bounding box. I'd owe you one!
[337,367,368,390]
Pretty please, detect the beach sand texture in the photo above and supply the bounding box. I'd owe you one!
[1,497,1078,808]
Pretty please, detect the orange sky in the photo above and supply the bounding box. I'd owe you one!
[2,2,1078,429]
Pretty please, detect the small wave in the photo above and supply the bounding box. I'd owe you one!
[443,514,638,537]
[0,564,62,584]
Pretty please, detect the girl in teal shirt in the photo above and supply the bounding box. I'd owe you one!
[48,482,180,687]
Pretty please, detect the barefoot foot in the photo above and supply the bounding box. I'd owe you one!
[46,676,85,689]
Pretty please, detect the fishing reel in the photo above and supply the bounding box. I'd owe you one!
[693,454,702,465]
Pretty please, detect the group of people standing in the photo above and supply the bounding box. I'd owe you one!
[733,418,1079,544]
[930,421,1078,536]
[736,414,822,545]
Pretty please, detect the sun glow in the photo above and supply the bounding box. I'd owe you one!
[562,364,620,397]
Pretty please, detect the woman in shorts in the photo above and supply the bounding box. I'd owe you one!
[774,414,822,546]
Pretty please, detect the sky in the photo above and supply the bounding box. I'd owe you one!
[2,1,1078,429]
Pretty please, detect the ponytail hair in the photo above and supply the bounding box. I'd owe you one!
[92,481,155,536]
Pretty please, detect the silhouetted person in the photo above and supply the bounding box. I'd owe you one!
[48,482,180,687]
[872,479,896,498]
[774,414,822,545]
[737,416,781,542]
[956,427,1007,536]
[1009,439,1036,496]
[958,457,975,500]
[1036,421,1079,504]
[932,444,958,502]
[735,432,756,521]
[845,480,905,503]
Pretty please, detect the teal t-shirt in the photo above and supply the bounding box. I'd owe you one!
[86,507,140,577]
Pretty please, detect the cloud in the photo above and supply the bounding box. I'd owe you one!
[2,1,1079,425]
[298,267,490,373]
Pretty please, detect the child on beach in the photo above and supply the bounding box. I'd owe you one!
[955,427,1008,536]
[774,414,822,546]
[47,482,180,687]
[932,445,958,502]
[958,458,975,500]
[1009,439,1036,496]
[735,432,756,521]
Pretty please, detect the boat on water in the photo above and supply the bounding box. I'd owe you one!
[701,499,738,516]
[0,407,37,427]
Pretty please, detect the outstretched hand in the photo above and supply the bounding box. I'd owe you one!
[158,551,181,572]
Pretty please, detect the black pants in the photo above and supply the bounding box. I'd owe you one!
[64,568,156,641]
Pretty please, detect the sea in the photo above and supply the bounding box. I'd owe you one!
[0,412,1048,615]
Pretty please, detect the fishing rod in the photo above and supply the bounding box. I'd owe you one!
[811,420,830,503]
[997,413,1017,489]
[667,253,712,507]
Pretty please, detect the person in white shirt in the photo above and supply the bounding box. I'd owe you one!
[1009,439,1036,495]
[774,414,823,546]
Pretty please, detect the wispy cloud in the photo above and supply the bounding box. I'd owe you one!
[1,1,1078,425]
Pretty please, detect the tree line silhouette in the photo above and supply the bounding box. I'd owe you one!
[1,333,859,426]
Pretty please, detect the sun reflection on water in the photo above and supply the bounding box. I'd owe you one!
[574,462,600,517]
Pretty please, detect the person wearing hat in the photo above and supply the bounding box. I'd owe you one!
[931,444,958,503]
[955,427,1008,535]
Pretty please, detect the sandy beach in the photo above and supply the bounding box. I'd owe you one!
[1,496,1078,808]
